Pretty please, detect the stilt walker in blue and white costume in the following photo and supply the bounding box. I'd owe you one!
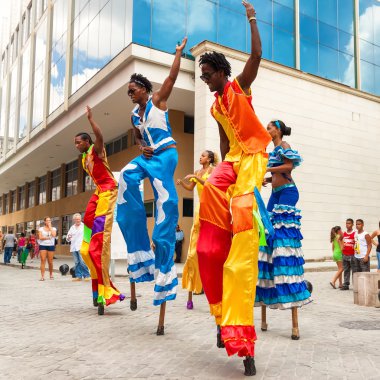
[117,37,188,335]
[255,119,312,341]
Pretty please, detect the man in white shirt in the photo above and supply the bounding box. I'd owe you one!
[3,232,16,264]
[66,213,90,281]
[353,219,372,273]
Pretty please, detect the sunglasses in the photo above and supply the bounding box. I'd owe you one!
[127,88,138,96]
[200,71,216,82]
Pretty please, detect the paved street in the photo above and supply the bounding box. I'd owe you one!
[0,264,379,380]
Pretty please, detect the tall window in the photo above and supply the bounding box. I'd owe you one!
[359,0,380,95]
[7,64,18,152]
[71,0,131,94]
[65,160,78,197]
[10,191,16,213]
[0,196,2,215]
[300,0,355,87]
[18,185,25,210]
[4,194,9,214]
[19,43,30,140]
[49,0,68,113]
[51,167,61,201]
[0,80,7,155]
[32,17,47,129]
[39,175,47,205]
[28,181,35,208]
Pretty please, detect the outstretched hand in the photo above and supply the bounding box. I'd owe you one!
[86,105,93,120]
[242,0,256,19]
[176,37,188,53]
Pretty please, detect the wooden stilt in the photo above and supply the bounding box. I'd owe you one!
[188,291,193,302]
[157,301,166,335]
[291,307,300,340]
[130,282,137,311]
[261,305,268,331]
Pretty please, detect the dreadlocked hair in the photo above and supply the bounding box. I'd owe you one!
[129,73,153,93]
[199,51,231,78]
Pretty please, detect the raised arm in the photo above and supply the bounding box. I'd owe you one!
[86,106,104,158]
[236,1,261,93]
[153,37,188,110]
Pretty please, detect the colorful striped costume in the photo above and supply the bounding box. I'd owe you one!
[181,171,210,294]
[117,97,179,306]
[197,79,271,357]
[81,145,124,306]
[255,146,312,309]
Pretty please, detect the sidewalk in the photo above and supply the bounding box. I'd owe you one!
[1,253,377,277]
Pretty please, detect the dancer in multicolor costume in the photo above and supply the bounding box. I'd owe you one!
[176,150,217,310]
[74,106,125,315]
[117,38,187,335]
[196,1,272,376]
[256,119,312,339]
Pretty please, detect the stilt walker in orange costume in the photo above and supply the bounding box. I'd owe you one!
[196,1,271,376]
[74,106,125,316]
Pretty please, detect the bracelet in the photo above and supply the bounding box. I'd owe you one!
[249,16,256,22]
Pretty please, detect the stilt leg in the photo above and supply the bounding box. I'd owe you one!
[243,356,256,376]
[130,282,137,311]
[291,307,300,340]
[261,305,268,331]
[157,302,166,335]
[216,325,225,348]
[187,291,193,309]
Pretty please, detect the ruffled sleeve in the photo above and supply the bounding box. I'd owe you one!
[268,146,303,168]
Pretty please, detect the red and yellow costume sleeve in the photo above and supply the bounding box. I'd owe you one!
[197,79,271,357]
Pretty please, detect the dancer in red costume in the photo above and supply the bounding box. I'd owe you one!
[196,0,271,376]
[74,106,125,315]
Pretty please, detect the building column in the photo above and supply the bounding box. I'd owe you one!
[46,170,52,202]
[60,163,66,199]
[77,155,84,194]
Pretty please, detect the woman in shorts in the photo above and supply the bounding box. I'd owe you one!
[38,217,57,281]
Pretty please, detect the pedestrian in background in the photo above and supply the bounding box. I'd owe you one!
[38,217,57,281]
[3,231,16,264]
[175,225,184,263]
[353,219,371,273]
[66,213,90,281]
[340,218,356,290]
[29,229,38,261]
[370,221,380,273]
[329,226,343,289]
[17,233,26,263]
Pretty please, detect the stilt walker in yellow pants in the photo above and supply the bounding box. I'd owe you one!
[196,1,271,376]
[74,106,124,316]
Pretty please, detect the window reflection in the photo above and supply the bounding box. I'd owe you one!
[152,0,186,52]
[49,0,67,114]
[19,44,30,140]
[358,0,380,94]
[71,0,131,95]
[7,64,18,152]
[0,81,8,155]
[219,7,246,52]
[273,28,294,67]
[187,0,217,52]
[32,17,47,129]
